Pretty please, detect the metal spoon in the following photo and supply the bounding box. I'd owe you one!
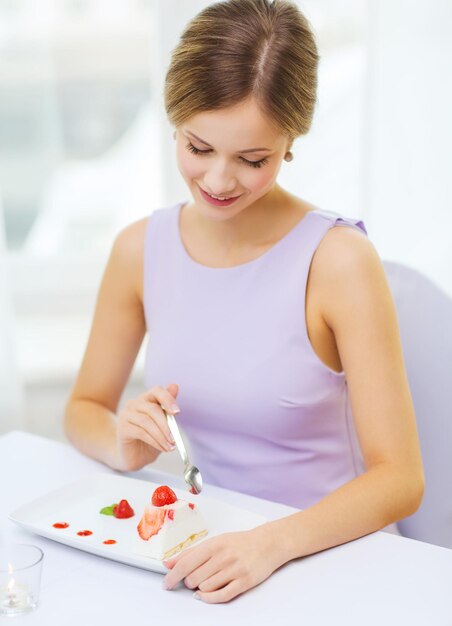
[164,410,203,494]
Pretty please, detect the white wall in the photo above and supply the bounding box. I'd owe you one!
[364,0,452,295]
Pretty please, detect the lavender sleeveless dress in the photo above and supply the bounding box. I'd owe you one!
[143,202,399,533]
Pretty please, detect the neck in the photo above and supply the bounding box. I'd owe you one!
[190,184,292,249]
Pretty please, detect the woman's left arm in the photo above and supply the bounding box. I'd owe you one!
[163,226,425,602]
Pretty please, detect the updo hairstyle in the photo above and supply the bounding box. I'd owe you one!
[164,0,319,143]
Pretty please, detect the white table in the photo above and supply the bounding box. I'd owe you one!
[1,431,451,625]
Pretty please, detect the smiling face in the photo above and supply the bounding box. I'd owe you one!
[175,97,291,221]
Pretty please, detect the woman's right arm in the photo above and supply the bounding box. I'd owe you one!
[64,219,179,471]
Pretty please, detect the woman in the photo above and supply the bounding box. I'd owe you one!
[65,0,424,603]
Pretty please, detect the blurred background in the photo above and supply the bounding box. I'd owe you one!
[1,0,451,471]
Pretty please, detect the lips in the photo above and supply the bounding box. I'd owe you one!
[198,185,242,207]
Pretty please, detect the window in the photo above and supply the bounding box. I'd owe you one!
[0,0,161,382]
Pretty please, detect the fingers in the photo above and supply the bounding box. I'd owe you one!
[183,560,223,591]
[125,422,166,452]
[121,384,180,452]
[119,383,182,453]
[163,544,212,590]
[143,385,180,415]
[166,383,179,401]
[134,400,175,447]
[162,532,265,604]
[115,383,182,470]
[164,549,243,603]
[195,580,243,604]
[128,410,175,452]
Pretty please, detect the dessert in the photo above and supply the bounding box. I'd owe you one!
[134,485,208,560]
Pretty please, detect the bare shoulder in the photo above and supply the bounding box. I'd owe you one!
[309,223,392,329]
[109,217,149,301]
[313,223,379,275]
[112,217,148,259]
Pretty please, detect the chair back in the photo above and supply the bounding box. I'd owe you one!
[384,261,452,548]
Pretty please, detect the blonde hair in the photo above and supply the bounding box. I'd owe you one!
[164,0,319,141]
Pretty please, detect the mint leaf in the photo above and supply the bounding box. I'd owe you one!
[100,503,117,516]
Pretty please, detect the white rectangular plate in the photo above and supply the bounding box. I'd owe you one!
[8,473,267,574]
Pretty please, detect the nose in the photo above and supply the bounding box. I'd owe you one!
[203,159,237,196]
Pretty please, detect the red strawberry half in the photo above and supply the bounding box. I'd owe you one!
[151,486,177,507]
[137,507,166,540]
[113,499,135,519]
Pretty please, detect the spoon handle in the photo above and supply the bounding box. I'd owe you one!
[164,410,190,468]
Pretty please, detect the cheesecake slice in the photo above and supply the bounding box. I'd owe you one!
[134,485,208,560]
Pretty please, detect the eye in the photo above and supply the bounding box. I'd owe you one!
[186,142,211,156]
[243,157,268,169]
[185,142,269,169]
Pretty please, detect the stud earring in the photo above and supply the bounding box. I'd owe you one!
[284,151,293,162]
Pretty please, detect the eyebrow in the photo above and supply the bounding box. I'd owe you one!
[184,130,271,154]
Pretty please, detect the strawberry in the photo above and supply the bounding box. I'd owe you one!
[151,486,177,507]
[113,499,134,519]
[137,507,166,540]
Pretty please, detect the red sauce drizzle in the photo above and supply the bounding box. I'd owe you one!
[53,522,69,529]
[77,530,93,537]
[103,539,117,545]
[188,503,195,510]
